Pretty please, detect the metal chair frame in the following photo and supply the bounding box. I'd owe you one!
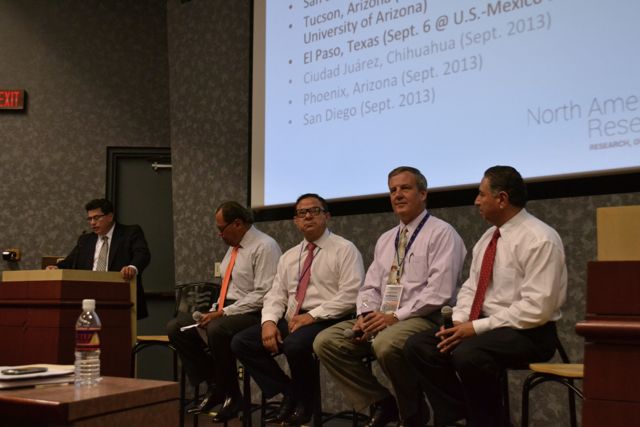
[131,281,221,427]
[248,353,371,427]
[521,334,584,427]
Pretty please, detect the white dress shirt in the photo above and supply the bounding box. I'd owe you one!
[219,225,282,316]
[92,224,114,271]
[261,229,365,324]
[358,209,467,321]
[453,209,567,334]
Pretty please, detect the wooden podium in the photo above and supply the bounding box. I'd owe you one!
[0,270,136,377]
[575,261,640,426]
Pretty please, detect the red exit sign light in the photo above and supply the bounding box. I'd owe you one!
[0,90,25,110]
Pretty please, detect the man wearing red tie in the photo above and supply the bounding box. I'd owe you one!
[404,166,568,427]
[167,201,281,419]
[232,193,365,426]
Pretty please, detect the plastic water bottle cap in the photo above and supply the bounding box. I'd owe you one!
[82,299,96,311]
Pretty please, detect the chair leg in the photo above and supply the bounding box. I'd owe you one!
[312,356,323,427]
[193,383,200,427]
[568,379,577,427]
[172,350,179,382]
[260,393,267,427]
[521,373,536,427]
[500,370,511,427]
[130,343,139,377]
[241,365,253,427]
[179,364,186,427]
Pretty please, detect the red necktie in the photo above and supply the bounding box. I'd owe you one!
[217,246,239,310]
[469,228,501,321]
[294,242,316,315]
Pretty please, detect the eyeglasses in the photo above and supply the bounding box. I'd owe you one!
[87,214,106,223]
[294,207,325,218]
[217,221,234,236]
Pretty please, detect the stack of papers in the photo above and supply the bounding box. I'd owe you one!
[0,364,75,389]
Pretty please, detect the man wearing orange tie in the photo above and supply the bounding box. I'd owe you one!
[167,201,281,419]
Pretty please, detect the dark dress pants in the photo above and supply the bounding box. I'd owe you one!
[403,322,557,427]
[231,317,343,408]
[167,311,260,395]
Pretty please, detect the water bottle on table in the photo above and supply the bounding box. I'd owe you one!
[75,299,102,386]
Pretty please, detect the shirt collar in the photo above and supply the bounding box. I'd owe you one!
[399,209,428,234]
[303,228,330,250]
[496,208,527,236]
[102,224,115,241]
[237,225,257,249]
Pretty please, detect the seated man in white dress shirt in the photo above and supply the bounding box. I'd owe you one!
[404,165,568,427]
[231,193,365,426]
[314,166,467,427]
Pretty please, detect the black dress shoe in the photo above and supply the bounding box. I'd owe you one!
[186,390,225,415]
[397,413,424,427]
[284,403,312,426]
[264,394,297,424]
[211,395,243,422]
[364,396,399,427]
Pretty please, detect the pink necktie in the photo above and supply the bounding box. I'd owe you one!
[294,242,316,315]
[469,229,501,320]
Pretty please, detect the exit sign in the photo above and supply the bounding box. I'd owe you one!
[0,90,25,110]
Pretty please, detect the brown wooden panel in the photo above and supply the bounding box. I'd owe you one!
[583,399,640,427]
[0,281,28,299]
[579,261,640,424]
[576,319,640,341]
[587,261,640,315]
[583,343,640,401]
[0,273,132,377]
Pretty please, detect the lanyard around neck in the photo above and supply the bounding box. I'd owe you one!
[394,212,430,264]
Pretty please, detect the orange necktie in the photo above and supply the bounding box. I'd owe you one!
[469,229,501,320]
[217,246,239,310]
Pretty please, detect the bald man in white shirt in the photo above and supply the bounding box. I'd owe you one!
[167,201,281,419]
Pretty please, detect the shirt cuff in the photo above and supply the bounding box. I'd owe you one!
[471,318,491,335]
[261,314,280,325]
[393,310,407,321]
[307,308,321,320]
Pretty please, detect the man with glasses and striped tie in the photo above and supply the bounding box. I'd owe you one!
[232,193,365,426]
[48,198,151,319]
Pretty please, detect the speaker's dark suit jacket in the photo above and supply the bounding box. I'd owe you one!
[57,223,151,319]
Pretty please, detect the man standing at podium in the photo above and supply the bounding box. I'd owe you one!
[48,198,151,319]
